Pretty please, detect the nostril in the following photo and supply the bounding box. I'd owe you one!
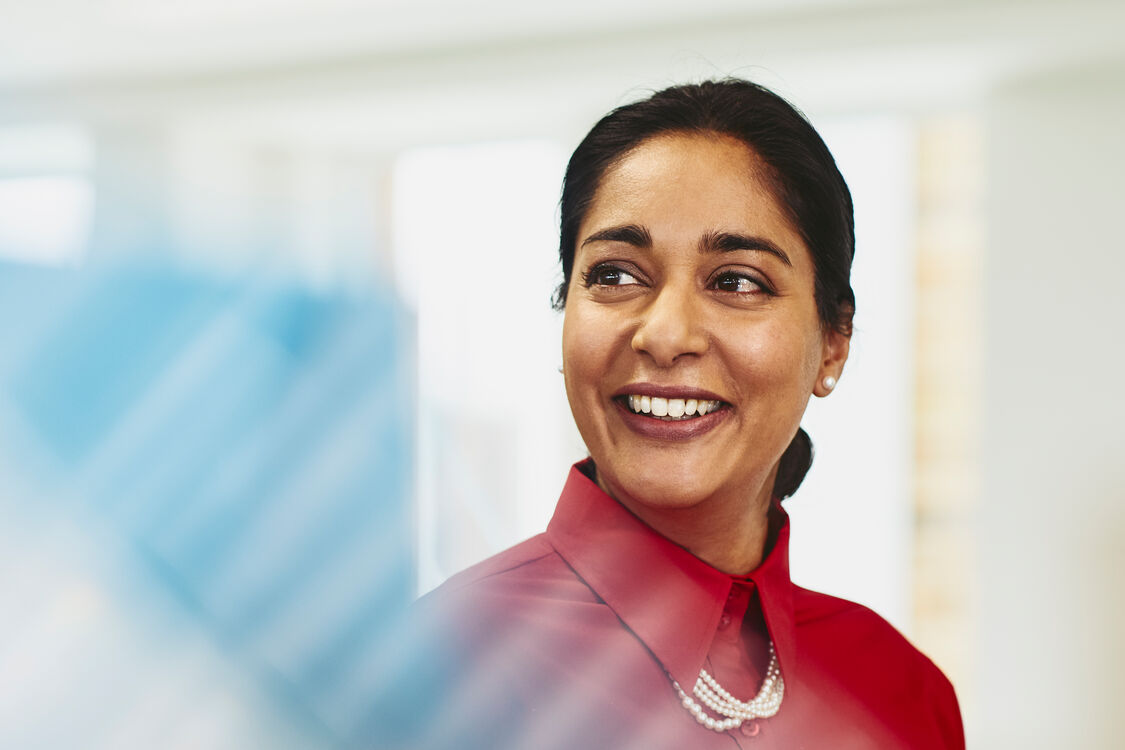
[631,314,708,366]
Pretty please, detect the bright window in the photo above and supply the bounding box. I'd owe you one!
[0,176,93,266]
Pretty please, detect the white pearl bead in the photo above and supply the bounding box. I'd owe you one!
[669,641,785,732]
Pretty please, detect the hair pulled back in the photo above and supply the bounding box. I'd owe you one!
[555,79,855,500]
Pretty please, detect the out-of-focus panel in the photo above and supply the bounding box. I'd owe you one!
[0,261,414,748]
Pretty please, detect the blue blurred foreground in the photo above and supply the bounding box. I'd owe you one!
[0,261,413,749]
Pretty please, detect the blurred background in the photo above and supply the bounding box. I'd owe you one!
[1,0,1123,747]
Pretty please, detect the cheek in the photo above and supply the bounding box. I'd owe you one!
[561,303,613,399]
[725,321,821,395]
[561,303,624,452]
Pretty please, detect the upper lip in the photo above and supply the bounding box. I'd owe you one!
[612,383,728,402]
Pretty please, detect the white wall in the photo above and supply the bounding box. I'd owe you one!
[787,115,918,633]
[978,61,1125,749]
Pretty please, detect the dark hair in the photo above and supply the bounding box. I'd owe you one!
[555,79,855,499]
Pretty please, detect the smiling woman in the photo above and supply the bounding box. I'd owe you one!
[561,133,844,575]
[370,80,964,750]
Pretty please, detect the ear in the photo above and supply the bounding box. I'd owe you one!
[813,325,851,398]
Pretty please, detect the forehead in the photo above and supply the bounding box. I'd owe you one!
[580,132,807,260]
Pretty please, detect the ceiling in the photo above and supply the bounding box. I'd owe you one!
[0,0,1122,148]
[1,0,869,85]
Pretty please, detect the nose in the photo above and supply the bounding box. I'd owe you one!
[630,282,709,367]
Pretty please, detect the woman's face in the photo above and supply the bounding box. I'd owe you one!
[562,132,848,511]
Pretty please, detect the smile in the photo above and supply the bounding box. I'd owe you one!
[623,395,725,420]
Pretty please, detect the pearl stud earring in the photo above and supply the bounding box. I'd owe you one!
[822,375,837,391]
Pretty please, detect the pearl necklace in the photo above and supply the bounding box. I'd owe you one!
[670,643,785,733]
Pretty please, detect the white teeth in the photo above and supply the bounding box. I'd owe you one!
[624,394,722,420]
[666,399,685,418]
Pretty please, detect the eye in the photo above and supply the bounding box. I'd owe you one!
[583,263,641,288]
[711,271,770,294]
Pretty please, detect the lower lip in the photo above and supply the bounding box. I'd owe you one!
[613,399,730,441]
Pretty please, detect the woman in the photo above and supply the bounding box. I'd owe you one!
[371,79,964,749]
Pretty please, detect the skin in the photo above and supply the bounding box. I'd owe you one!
[561,132,850,575]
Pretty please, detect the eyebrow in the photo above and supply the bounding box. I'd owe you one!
[580,224,653,248]
[699,230,792,267]
[581,224,792,268]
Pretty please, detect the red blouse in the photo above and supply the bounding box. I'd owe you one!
[371,462,964,749]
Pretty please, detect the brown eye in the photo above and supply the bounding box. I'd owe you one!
[584,264,639,287]
[712,272,764,294]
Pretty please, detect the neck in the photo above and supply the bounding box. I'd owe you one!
[598,470,776,576]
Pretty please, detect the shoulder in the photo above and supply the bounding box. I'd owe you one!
[793,584,908,638]
[795,586,912,651]
[419,533,596,608]
[793,584,950,683]
[429,534,559,593]
[791,585,965,748]
[415,534,600,629]
[367,536,574,748]
[369,535,621,749]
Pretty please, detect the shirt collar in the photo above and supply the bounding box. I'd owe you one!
[546,460,797,690]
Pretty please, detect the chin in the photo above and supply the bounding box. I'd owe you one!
[602,466,717,511]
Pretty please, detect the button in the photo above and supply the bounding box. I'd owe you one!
[719,614,732,628]
[740,720,760,737]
